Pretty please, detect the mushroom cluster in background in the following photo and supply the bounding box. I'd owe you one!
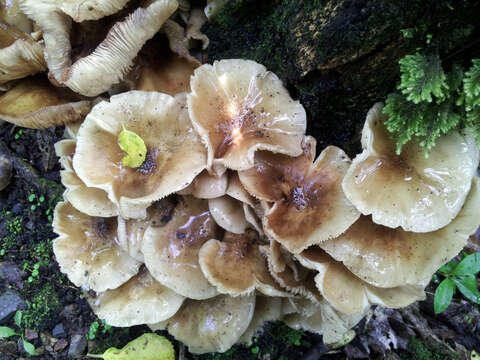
[1,0,480,355]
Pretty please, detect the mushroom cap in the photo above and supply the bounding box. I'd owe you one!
[87,268,184,327]
[260,241,322,302]
[187,170,228,199]
[226,171,254,206]
[0,37,46,84]
[141,195,220,300]
[186,8,209,50]
[1,0,33,33]
[199,230,290,297]
[342,103,480,232]
[187,59,307,173]
[162,19,200,65]
[59,0,131,22]
[117,198,177,262]
[248,144,359,253]
[0,77,92,129]
[320,177,480,288]
[298,247,425,314]
[208,196,249,234]
[73,91,206,219]
[238,295,282,345]
[163,294,256,354]
[55,140,119,218]
[53,202,141,292]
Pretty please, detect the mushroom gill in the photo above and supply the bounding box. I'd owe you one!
[188,59,307,174]
[73,91,206,219]
[343,103,480,232]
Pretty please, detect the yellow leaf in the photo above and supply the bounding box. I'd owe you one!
[472,350,479,360]
[118,128,147,168]
[87,333,174,360]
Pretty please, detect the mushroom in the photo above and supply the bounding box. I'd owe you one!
[158,294,256,354]
[117,197,177,262]
[141,195,220,299]
[54,139,119,217]
[53,202,141,292]
[0,150,12,191]
[342,103,480,232]
[185,8,209,50]
[183,170,228,199]
[73,91,206,219]
[1,0,32,33]
[87,267,184,327]
[0,26,46,85]
[199,230,290,297]
[208,196,249,234]
[320,177,480,288]
[162,19,200,65]
[187,59,307,174]
[238,296,282,345]
[58,0,131,22]
[0,76,92,128]
[297,247,426,315]
[20,0,179,96]
[240,137,360,253]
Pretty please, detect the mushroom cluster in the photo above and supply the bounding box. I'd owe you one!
[1,1,480,354]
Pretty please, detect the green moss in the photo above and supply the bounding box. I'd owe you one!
[22,284,62,331]
[272,322,303,346]
[406,337,458,360]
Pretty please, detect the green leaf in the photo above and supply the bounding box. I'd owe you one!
[464,59,480,111]
[454,275,480,303]
[0,326,17,338]
[87,333,175,360]
[14,310,22,328]
[22,339,35,356]
[438,260,458,275]
[434,278,455,314]
[118,128,147,168]
[398,53,449,104]
[452,253,480,276]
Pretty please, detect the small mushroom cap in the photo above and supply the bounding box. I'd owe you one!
[188,59,307,173]
[53,202,141,292]
[73,91,206,219]
[238,296,282,345]
[343,103,480,232]
[186,8,209,49]
[320,177,480,288]
[208,196,249,234]
[254,145,360,253]
[142,196,219,299]
[59,0,131,22]
[199,231,290,297]
[163,294,256,354]
[188,170,228,199]
[0,37,46,84]
[117,198,177,262]
[55,140,119,218]
[260,241,322,302]
[298,248,425,314]
[162,19,200,65]
[0,77,92,129]
[1,0,33,33]
[87,268,185,327]
[226,171,254,206]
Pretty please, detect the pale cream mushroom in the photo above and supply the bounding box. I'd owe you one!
[73,91,206,219]
[199,230,290,297]
[343,103,480,232]
[186,8,209,50]
[0,77,91,128]
[321,177,480,288]
[297,247,425,315]
[87,268,184,327]
[1,0,32,33]
[54,139,119,217]
[184,170,228,199]
[141,196,219,299]
[238,296,282,345]
[0,23,46,85]
[53,202,141,292]
[240,139,360,253]
[188,59,307,174]
[117,197,177,262]
[160,294,255,354]
[58,0,131,22]
[162,19,200,65]
[20,0,178,96]
[208,196,249,234]
[260,241,322,302]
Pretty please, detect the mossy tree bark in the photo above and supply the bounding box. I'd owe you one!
[204,0,480,155]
